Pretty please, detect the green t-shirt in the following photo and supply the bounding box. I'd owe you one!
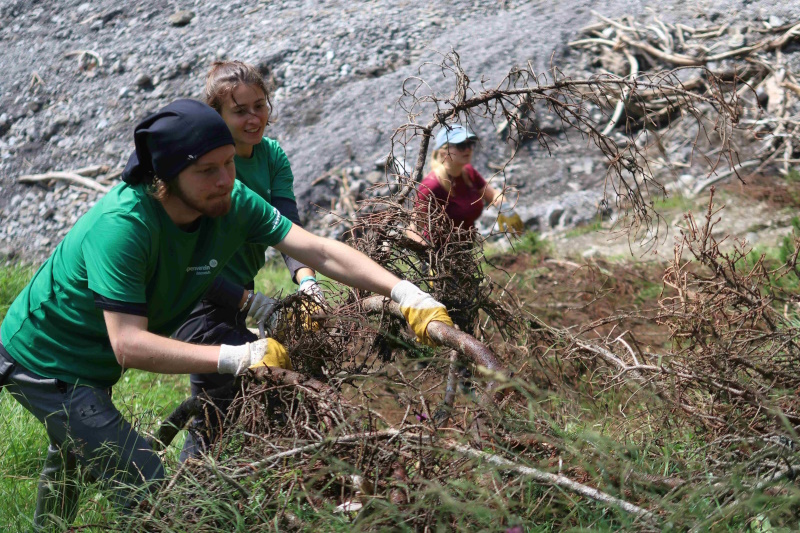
[222,137,296,286]
[0,180,291,387]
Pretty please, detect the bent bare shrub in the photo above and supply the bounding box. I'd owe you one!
[121,48,782,531]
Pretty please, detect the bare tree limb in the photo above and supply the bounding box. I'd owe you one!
[18,170,111,193]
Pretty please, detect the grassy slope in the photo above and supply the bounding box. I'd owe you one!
[0,371,190,530]
[0,257,300,530]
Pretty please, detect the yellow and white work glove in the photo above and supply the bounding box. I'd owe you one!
[246,291,279,338]
[218,338,293,375]
[295,276,326,332]
[390,280,454,346]
[297,276,326,305]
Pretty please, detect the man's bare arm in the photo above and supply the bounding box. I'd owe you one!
[103,310,220,374]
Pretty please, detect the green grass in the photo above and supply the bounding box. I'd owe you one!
[0,388,48,530]
[485,231,549,261]
[564,217,604,239]
[0,371,190,531]
[0,263,56,528]
[634,279,663,305]
[785,168,800,183]
[508,230,549,258]
[652,191,695,213]
[740,223,800,300]
[253,254,305,296]
[778,217,800,264]
[0,263,34,321]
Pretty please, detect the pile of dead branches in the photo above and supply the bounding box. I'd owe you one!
[560,190,800,439]
[570,13,800,194]
[124,44,800,530]
[135,361,670,532]
[343,195,521,340]
[659,192,800,435]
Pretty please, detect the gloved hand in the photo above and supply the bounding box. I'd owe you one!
[390,280,454,346]
[246,291,279,339]
[497,211,524,235]
[217,338,292,375]
[297,276,326,332]
[297,276,325,305]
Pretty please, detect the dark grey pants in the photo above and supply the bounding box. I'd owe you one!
[0,346,164,529]
[172,299,256,461]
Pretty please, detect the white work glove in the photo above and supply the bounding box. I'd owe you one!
[390,280,454,346]
[246,291,279,339]
[296,276,326,331]
[217,338,292,375]
[297,276,325,304]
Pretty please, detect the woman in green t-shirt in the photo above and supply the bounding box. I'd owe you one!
[173,61,320,458]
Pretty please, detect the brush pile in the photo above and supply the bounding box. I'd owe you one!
[569,13,800,197]
[122,17,800,530]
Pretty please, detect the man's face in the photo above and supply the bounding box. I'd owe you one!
[172,145,237,218]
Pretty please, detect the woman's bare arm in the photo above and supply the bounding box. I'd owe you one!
[274,225,400,297]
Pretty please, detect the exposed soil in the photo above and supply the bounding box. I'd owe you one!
[491,251,672,344]
[551,179,799,263]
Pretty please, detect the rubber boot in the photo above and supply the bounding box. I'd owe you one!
[33,444,80,531]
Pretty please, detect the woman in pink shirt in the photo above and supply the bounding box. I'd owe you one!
[407,125,519,244]
[406,125,521,340]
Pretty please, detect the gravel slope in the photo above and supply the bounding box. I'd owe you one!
[1,0,798,259]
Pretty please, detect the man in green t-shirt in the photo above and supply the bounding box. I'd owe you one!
[0,99,453,529]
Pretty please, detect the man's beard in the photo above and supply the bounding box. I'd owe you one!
[172,182,232,218]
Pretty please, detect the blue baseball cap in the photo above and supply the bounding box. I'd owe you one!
[433,124,478,150]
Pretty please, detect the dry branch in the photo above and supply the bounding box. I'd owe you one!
[229,426,658,522]
[601,50,639,136]
[690,159,760,196]
[151,367,347,450]
[618,34,703,67]
[443,439,657,522]
[18,169,111,193]
[359,296,505,380]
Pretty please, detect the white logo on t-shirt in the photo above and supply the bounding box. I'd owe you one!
[186,259,219,275]
[270,207,282,232]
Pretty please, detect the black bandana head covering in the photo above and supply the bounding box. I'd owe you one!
[121,99,234,184]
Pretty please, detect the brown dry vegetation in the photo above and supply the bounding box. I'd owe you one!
[121,15,800,531]
[129,191,800,531]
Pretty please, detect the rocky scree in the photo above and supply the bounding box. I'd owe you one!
[1,0,799,261]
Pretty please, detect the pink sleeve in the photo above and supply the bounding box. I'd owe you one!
[415,175,441,215]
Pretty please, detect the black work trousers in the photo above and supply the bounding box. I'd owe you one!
[172,299,257,461]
